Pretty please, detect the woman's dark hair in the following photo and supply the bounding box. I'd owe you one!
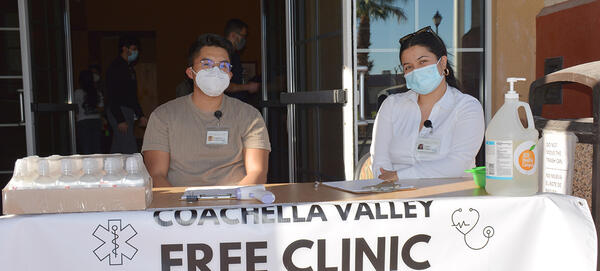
[399,31,461,90]
[188,33,234,67]
[79,70,99,113]
[88,63,101,75]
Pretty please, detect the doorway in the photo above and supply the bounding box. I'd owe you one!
[0,0,76,212]
[262,0,355,183]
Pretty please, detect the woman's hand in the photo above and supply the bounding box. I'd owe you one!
[117,122,128,134]
[379,168,398,182]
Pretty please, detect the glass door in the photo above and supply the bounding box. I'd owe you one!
[282,0,355,182]
[261,0,354,182]
[28,0,76,157]
[0,0,75,196]
[0,0,30,184]
[260,0,290,183]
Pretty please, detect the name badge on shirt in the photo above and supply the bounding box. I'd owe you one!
[416,137,441,154]
[206,128,229,145]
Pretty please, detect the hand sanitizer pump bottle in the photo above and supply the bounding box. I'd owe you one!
[57,159,79,189]
[34,159,56,189]
[123,156,145,187]
[80,158,100,188]
[485,77,539,196]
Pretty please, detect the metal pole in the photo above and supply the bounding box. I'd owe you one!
[64,0,76,154]
[593,84,600,271]
[341,0,356,179]
[358,67,366,120]
[18,0,36,155]
[260,0,269,125]
[285,0,297,183]
[485,0,492,125]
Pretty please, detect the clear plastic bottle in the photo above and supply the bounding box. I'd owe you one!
[47,155,62,175]
[57,159,79,189]
[26,156,40,181]
[34,159,56,189]
[101,157,124,187]
[123,156,145,187]
[9,159,33,190]
[485,78,539,196]
[80,158,100,188]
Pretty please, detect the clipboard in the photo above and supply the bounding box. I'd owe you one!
[321,179,416,194]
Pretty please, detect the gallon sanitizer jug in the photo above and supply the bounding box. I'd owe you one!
[485,77,539,196]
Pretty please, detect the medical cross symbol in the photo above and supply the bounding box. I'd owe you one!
[92,219,138,265]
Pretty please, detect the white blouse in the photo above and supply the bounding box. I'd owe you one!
[370,85,485,179]
[73,88,104,121]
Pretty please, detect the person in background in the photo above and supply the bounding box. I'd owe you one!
[74,70,104,154]
[223,19,260,103]
[175,71,194,98]
[105,35,147,154]
[370,26,484,181]
[143,34,270,187]
[88,63,112,152]
[88,63,105,99]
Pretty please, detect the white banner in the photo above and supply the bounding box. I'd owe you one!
[0,193,596,270]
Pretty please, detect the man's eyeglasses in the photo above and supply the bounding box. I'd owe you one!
[198,59,232,72]
[399,26,443,46]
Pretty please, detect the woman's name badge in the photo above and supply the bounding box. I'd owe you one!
[416,137,441,153]
[206,128,229,145]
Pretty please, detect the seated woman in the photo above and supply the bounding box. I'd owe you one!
[370,26,485,181]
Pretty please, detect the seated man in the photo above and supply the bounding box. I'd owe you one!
[142,34,270,187]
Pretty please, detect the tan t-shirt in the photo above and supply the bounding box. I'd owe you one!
[142,95,271,186]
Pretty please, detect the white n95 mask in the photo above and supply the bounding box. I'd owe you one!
[193,67,230,97]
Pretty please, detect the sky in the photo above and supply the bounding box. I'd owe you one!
[359,0,477,74]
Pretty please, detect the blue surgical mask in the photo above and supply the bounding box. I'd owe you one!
[128,50,138,63]
[405,58,443,95]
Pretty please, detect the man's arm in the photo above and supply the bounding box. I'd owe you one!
[143,150,172,187]
[225,82,260,94]
[238,148,269,185]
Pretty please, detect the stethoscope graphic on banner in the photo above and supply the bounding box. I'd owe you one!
[451,208,495,250]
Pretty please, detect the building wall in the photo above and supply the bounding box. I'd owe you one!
[491,0,545,114]
[536,0,600,119]
[70,0,262,110]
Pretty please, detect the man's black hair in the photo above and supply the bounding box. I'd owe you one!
[188,33,234,67]
[224,19,248,37]
[118,35,139,54]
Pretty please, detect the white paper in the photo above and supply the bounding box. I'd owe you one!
[542,131,577,194]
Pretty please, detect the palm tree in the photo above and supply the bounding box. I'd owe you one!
[357,0,407,72]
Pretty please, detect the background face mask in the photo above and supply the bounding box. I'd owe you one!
[236,37,246,50]
[405,58,443,95]
[194,67,230,97]
[128,50,138,62]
